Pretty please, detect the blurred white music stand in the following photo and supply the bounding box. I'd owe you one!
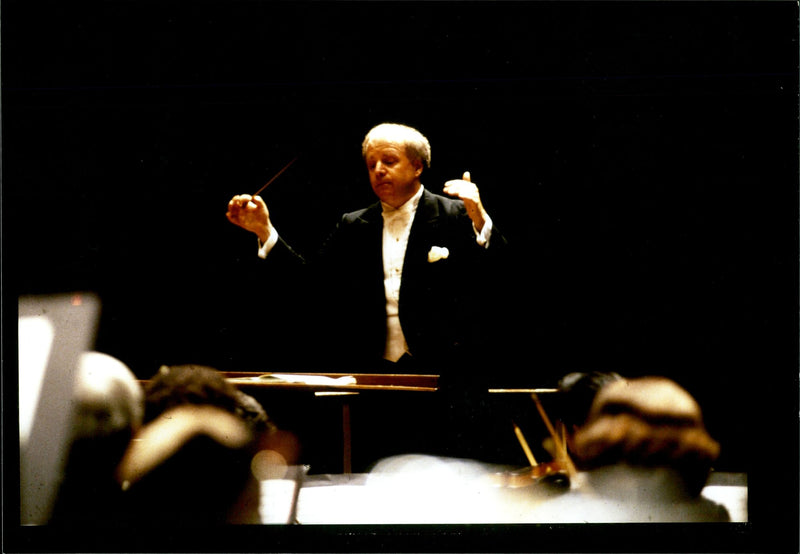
[18,292,101,525]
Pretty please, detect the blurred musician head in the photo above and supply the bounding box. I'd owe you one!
[114,365,275,525]
[571,375,721,496]
[143,364,271,432]
[557,371,624,431]
[49,352,144,525]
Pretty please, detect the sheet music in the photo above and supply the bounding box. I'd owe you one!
[251,374,357,386]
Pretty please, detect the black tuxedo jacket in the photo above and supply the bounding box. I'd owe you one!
[266,188,506,373]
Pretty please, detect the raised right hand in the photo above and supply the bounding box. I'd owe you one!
[226,194,271,242]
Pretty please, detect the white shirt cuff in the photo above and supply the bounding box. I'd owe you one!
[257,223,279,259]
[474,214,493,248]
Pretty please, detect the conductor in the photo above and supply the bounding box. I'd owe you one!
[226,123,506,378]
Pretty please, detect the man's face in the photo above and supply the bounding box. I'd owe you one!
[365,141,423,208]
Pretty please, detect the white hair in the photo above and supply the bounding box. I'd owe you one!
[362,123,432,168]
[72,351,144,438]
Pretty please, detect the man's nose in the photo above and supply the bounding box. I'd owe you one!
[374,161,385,174]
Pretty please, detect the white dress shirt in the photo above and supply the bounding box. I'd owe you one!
[380,186,424,361]
[256,185,493,363]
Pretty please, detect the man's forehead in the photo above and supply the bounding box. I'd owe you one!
[365,141,406,156]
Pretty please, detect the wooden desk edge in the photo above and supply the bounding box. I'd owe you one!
[226,379,439,392]
[139,372,558,394]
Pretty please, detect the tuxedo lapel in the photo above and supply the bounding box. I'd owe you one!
[400,190,443,299]
[405,189,440,265]
[355,202,386,285]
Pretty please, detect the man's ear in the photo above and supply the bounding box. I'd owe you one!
[413,159,423,177]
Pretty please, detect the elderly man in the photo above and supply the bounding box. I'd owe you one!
[226,123,506,376]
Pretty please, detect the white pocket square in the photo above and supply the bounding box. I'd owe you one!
[427,246,450,263]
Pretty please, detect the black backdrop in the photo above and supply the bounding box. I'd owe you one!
[4,1,798,549]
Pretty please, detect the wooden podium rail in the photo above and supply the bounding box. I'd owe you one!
[222,372,438,473]
[221,372,558,474]
[139,372,558,473]
[224,372,557,394]
[224,372,440,393]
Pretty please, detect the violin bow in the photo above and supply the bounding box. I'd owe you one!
[513,421,539,467]
[531,392,577,477]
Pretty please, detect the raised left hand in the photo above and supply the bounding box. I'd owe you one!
[443,171,489,232]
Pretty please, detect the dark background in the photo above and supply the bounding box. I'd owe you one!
[3,0,798,550]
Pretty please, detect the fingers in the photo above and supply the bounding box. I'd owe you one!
[228,194,265,213]
[228,194,253,208]
[443,171,479,202]
[226,194,269,227]
[443,172,488,232]
[226,195,246,222]
[227,195,244,212]
[247,194,265,209]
